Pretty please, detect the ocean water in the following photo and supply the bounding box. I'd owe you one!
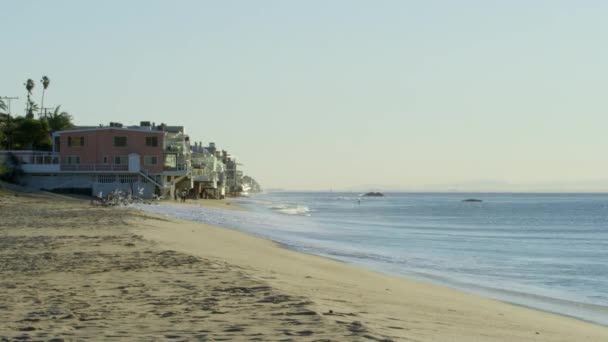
[133,192,608,326]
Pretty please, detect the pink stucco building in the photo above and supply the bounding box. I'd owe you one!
[54,127,165,174]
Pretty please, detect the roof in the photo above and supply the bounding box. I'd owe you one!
[53,127,166,135]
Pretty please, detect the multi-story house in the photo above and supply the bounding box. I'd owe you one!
[221,151,243,196]
[190,142,225,199]
[1,122,189,199]
[160,124,192,199]
[0,121,248,199]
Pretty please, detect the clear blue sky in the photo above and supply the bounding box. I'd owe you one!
[2,1,607,191]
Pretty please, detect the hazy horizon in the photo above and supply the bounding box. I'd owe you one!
[2,1,607,191]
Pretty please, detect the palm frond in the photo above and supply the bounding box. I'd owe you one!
[41,76,50,89]
[25,79,35,94]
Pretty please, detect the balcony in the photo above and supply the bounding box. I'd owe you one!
[60,164,129,172]
[191,168,215,182]
[163,163,189,176]
[0,151,61,173]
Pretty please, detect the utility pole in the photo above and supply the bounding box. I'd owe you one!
[1,96,19,150]
[40,107,55,118]
[1,96,19,117]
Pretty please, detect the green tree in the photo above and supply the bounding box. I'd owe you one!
[0,100,9,149]
[46,106,74,132]
[40,76,50,118]
[0,152,25,184]
[12,117,51,150]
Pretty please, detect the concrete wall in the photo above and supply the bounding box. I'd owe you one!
[23,173,157,199]
[25,174,94,191]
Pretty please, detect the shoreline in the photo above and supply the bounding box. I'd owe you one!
[2,188,606,340]
[157,198,245,211]
[133,200,608,328]
[277,240,608,328]
[133,206,608,341]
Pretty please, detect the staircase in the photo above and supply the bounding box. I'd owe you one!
[139,169,164,188]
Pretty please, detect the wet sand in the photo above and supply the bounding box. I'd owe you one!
[1,188,607,341]
[160,197,245,211]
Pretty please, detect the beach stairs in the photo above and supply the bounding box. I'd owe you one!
[139,169,164,189]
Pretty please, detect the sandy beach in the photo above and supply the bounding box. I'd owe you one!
[1,189,607,341]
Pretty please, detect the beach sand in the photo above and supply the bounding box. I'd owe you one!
[159,197,245,211]
[1,189,607,341]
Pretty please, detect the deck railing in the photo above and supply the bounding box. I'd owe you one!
[60,164,129,171]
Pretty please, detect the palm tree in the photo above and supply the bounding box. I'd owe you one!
[40,76,50,118]
[0,98,6,114]
[47,105,74,132]
[24,79,36,118]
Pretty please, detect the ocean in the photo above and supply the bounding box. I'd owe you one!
[133,192,608,326]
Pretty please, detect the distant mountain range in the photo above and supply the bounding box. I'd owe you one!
[321,179,608,193]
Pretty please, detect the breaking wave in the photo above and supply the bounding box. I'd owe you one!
[268,204,312,216]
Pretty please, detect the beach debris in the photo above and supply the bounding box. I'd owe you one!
[90,188,152,207]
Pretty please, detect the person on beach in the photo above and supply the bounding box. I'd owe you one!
[181,189,187,202]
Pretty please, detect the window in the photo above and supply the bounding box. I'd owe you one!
[145,136,158,147]
[114,136,127,147]
[67,136,84,147]
[66,156,80,165]
[144,156,158,165]
[114,156,127,165]
[165,154,176,168]
[54,136,60,152]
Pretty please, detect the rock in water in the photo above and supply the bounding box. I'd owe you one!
[363,192,384,197]
[462,198,482,202]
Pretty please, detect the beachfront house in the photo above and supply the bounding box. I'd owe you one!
[0,122,166,198]
[0,121,247,199]
[222,151,243,196]
[191,142,225,199]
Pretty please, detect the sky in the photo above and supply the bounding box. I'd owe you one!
[1,1,607,191]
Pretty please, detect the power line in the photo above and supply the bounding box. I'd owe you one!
[0,96,19,117]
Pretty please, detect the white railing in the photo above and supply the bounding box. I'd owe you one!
[0,151,60,165]
[60,164,129,172]
[191,169,214,177]
[139,168,165,188]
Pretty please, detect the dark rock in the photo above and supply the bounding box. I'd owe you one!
[462,198,482,202]
[363,192,384,197]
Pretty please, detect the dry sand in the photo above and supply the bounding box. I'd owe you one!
[1,188,607,341]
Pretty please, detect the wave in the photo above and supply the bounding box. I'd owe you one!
[268,204,312,216]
